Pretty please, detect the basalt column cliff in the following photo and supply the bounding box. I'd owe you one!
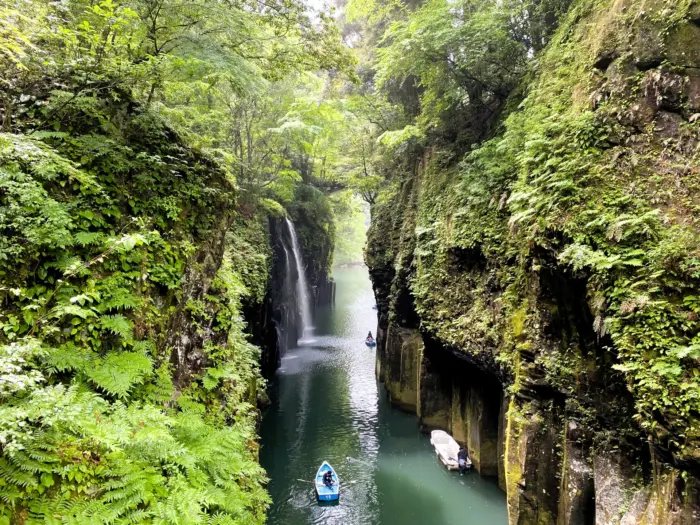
[367,1,700,524]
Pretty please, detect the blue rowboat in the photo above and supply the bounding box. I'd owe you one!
[315,461,340,502]
[365,340,376,347]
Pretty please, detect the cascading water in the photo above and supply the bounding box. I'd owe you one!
[284,218,313,341]
[278,238,296,350]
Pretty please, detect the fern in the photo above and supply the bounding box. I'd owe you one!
[74,231,105,246]
[100,314,134,343]
[43,342,93,373]
[52,255,86,276]
[28,131,69,140]
[99,289,142,312]
[49,303,97,320]
[1,65,270,522]
[0,457,38,488]
[87,352,152,398]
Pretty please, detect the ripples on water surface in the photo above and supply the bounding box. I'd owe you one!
[260,266,507,525]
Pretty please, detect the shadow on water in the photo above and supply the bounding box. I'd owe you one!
[374,467,447,525]
[260,266,507,525]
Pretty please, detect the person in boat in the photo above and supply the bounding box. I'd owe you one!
[458,446,470,473]
[366,331,374,343]
[323,470,334,487]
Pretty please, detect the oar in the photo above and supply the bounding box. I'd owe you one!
[298,477,356,484]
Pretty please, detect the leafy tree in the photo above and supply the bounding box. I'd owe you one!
[332,193,368,265]
[0,0,353,521]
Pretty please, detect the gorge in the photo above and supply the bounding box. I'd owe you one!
[1,0,700,524]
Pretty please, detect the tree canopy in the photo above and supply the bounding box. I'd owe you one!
[4,0,699,521]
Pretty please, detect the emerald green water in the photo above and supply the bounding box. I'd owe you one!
[260,266,507,525]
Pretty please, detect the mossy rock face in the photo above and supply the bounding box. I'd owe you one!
[690,0,700,20]
[287,184,335,300]
[368,0,700,522]
[385,325,422,411]
[604,57,638,95]
[0,83,271,521]
[640,69,686,112]
[686,69,700,112]
[630,17,666,69]
[557,426,595,525]
[419,408,451,432]
[592,454,700,525]
[666,22,700,68]
[417,344,452,431]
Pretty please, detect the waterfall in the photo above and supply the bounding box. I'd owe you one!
[279,238,296,349]
[284,218,313,340]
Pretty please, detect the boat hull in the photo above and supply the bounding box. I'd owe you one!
[436,450,459,471]
[430,430,472,471]
[315,461,340,502]
[365,341,376,347]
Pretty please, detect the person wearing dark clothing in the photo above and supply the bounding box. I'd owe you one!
[458,447,470,473]
[323,470,334,487]
[366,331,374,343]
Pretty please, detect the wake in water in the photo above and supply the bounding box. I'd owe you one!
[345,456,372,467]
[260,266,508,525]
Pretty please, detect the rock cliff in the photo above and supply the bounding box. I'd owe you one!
[0,82,273,520]
[367,1,700,524]
[0,75,337,520]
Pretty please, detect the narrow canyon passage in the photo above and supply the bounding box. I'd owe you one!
[260,267,507,525]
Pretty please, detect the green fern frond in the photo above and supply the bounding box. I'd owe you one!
[0,457,39,488]
[87,352,152,398]
[131,340,156,358]
[52,255,85,275]
[100,314,134,342]
[29,131,69,140]
[74,231,105,246]
[99,289,142,312]
[43,343,94,373]
[49,303,97,321]
[24,445,60,466]
[5,450,54,474]
[206,512,238,525]
[118,509,152,524]
[87,490,147,523]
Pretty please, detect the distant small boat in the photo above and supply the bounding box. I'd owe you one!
[315,461,340,501]
[365,340,376,347]
[430,430,471,471]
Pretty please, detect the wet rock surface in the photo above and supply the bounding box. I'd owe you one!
[366,1,700,524]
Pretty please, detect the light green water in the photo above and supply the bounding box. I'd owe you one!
[260,266,508,525]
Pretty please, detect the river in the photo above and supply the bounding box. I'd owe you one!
[260,266,507,525]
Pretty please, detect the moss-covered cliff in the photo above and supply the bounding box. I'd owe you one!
[367,1,700,523]
[0,84,275,522]
[0,65,343,520]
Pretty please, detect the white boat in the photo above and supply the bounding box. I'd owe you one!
[430,430,472,471]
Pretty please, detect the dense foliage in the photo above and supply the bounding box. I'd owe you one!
[0,112,270,523]
[4,0,700,521]
[357,0,700,470]
[0,0,355,522]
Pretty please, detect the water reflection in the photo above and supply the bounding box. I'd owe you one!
[260,266,507,525]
